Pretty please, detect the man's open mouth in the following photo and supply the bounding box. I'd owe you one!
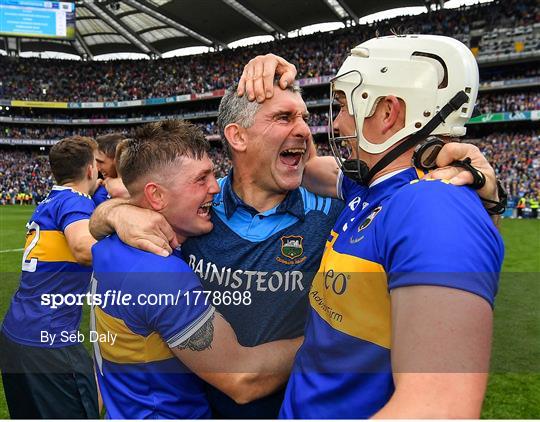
[279,148,306,167]
[197,201,212,216]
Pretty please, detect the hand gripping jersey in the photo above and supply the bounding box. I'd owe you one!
[2,186,95,347]
[280,168,504,419]
[92,184,109,207]
[181,172,343,417]
[91,235,214,419]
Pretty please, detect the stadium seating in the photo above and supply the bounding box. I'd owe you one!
[0,0,538,216]
[0,0,537,102]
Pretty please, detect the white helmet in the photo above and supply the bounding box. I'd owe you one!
[330,34,479,155]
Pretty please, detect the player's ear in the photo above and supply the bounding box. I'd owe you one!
[224,123,247,153]
[143,182,166,211]
[86,163,95,180]
[380,95,404,135]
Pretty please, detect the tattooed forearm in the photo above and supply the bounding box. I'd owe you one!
[177,314,215,351]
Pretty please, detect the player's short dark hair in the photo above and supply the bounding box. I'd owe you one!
[96,132,126,159]
[116,120,210,196]
[49,136,97,185]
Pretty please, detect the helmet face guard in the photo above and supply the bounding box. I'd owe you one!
[328,70,363,174]
[326,34,480,184]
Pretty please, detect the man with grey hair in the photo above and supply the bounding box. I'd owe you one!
[90,83,345,418]
[216,83,301,155]
[180,83,344,417]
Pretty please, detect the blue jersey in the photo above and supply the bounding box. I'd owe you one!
[280,168,504,419]
[91,234,214,419]
[92,184,109,207]
[181,172,343,418]
[2,186,95,347]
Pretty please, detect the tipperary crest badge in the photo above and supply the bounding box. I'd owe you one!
[280,235,304,259]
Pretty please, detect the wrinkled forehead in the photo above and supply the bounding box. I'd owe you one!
[258,88,307,115]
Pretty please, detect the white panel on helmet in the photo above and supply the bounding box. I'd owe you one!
[332,34,480,155]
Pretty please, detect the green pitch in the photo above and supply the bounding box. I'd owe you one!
[0,206,538,419]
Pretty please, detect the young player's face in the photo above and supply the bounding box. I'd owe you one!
[332,92,359,159]
[95,149,117,178]
[161,154,220,240]
[243,89,311,193]
[332,92,386,163]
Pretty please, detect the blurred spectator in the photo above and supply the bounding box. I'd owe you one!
[0,150,53,205]
[0,0,536,103]
[0,120,219,140]
[477,91,539,114]
[474,131,540,211]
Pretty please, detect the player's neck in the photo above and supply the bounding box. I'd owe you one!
[231,171,287,213]
[174,232,187,246]
[367,150,414,185]
[62,181,91,196]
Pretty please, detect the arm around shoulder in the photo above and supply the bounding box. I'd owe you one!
[89,199,178,256]
[89,198,130,240]
[302,155,340,198]
[170,312,301,404]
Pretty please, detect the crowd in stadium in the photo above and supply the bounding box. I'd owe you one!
[0,0,536,103]
[0,151,52,205]
[479,131,539,207]
[477,91,540,114]
[0,120,220,140]
[2,130,538,217]
[481,65,540,83]
[1,89,538,141]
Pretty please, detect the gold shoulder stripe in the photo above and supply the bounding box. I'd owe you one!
[25,230,77,263]
[310,248,391,349]
[95,306,173,364]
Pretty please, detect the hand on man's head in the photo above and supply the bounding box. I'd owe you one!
[237,54,297,103]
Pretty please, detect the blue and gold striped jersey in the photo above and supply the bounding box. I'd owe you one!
[280,168,504,419]
[91,234,214,419]
[2,186,95,347]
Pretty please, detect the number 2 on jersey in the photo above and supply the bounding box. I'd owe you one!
[22,221,40,272]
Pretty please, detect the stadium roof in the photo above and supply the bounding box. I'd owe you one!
[3,0,450,59]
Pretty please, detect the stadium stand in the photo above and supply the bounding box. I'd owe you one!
[0,0,538,218]
[0,0,537,102]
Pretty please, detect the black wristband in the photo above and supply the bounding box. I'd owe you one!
[452,157,486,190]
[480,181,508,215]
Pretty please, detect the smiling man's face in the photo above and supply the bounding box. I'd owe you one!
[160,154,220,240]
[95,149,117,178]
[242,88,311,194]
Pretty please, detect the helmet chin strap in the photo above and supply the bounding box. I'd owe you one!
[343,91,470,185]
